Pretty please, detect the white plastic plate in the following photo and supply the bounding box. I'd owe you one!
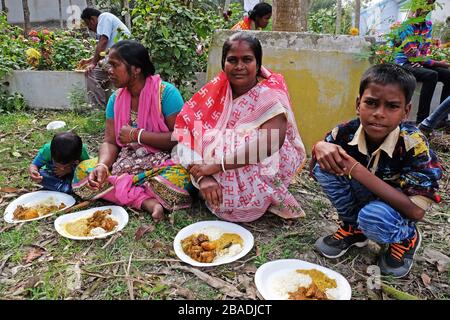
[54,205,128,240]
[255,259,352,300]
[3,191,76,223]
[173,220,254,267]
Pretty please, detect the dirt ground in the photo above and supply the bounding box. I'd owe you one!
[0,110,448,300]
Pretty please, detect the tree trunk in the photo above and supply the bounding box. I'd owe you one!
[354,0,361,31]
[273,0,310,32]
[22,0,31,36]
[335,0,342,34]
[123,0,131,30]
[1,0,8,15]
[58,0,63,28]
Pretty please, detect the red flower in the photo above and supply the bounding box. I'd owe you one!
[28,30,38,37]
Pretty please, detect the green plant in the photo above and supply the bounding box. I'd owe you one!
[0,86,26,113]
[0,13,29,79]
[131,0,237,98]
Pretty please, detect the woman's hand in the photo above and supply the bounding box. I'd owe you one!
[29,164,42,183]
[118,125,134,145]
[198,176,222,209]
[88,165,109,190]
[314,141,349,176]
[189,164,221,180]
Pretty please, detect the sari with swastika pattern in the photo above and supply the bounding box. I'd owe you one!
[173,67,306,222]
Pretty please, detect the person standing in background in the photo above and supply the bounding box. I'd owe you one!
[79,7,131,108]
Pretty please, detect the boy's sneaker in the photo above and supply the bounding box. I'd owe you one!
[378,227,422,278]
[315,224,369,258]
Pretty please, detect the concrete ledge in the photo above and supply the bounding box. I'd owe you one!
[6,70,87,110]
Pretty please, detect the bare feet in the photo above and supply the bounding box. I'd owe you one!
[141,199,164,223]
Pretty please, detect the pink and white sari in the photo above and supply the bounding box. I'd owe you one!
[173,67,306,222]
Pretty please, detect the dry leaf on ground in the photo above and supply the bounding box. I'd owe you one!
[23,245,46,263]
[135,224,155,240]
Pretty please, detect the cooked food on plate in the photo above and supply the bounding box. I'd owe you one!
[64,209,118,237]
[13,200,66,221]
[181,227,244,263]
[271,268,338,300]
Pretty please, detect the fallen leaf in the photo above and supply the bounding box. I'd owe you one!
[0,187,19,193]
[172,285,195,299]
[151,240,164,253]
[12,151,21,158]
[24,246,46,263]
[422,248,450,273]
[135,224,155,240]
[421,273,431,287]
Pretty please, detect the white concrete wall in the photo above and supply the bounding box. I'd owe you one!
[5,0,87,24]
[7,70,87,109]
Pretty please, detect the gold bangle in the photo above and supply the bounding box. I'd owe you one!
[95,163,110,176]
[348,162,360,180]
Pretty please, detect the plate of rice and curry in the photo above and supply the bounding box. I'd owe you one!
[3,191,76,223]
[173,221,254,267]
[255,259,352,300]
[54,205,128,240]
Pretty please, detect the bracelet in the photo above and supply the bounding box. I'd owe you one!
[95,162,110,176]
[221,154,226,172]
[137,129,144,145]
[129,128,136,142]
[196,175,205,184]
[348,162,360,180]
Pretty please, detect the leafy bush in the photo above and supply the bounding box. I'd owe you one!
[0,87,26,113]
[131,0,243,97]
[25,28,94,71]
[0,13,28,79]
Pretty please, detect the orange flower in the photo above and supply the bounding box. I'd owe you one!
[349,27,359,36]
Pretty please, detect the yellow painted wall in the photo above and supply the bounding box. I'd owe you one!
[207,31,373,154]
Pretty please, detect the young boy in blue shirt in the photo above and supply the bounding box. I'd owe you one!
[29,132,90,194]
[311,64,442,278]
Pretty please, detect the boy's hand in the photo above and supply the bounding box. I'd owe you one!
[314,141,348,175]
[198,176,222,210]
[29,164,42,183]
[53,163,73,178]
[189,164,221,180]
[118,125,134,145]
[338,151,359,176]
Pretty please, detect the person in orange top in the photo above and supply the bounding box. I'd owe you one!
[231,2,272,31]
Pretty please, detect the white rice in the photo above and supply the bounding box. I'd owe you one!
[270,270,339,300]
[270,270,312,299]
[197,226,224,241]
[89,227,107,236]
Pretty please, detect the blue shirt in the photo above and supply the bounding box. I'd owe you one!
[106,81,184,119]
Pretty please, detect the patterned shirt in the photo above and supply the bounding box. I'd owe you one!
[312,118,443,206]
[394,20,435,66]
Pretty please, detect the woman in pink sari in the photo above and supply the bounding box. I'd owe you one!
[73,40,192,222]
[173,33,306,222]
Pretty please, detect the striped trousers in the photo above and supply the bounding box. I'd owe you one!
[312,164,416,244]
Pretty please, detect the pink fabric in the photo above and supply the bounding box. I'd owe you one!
[114,75,169,153]
[102,174,151,210]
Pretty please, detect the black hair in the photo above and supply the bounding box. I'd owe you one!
[81,7,101,20]
[110,40,155,77]
[221,32,263,75]
[359,64,416,104]
[50,132,83,165]
[249,3,272,20]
